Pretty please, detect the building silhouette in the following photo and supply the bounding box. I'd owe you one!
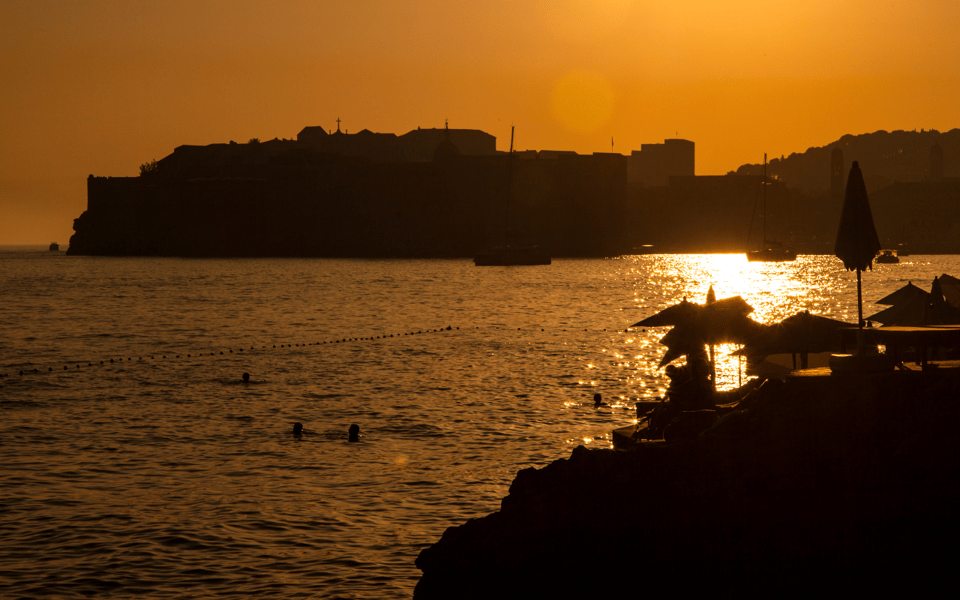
[628,139,695,186]
[66,126,960,257]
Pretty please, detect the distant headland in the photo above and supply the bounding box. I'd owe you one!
[67,124,960,257]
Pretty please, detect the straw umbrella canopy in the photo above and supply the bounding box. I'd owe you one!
[834,161,881,344]
[737,311,851,357]
[734,311,852,369]
[866,293,931,326]
[874,281,929,306]
[867,276,960,326]
[632,298,701,328]
[868,281,931,326]
[633,295,762,368]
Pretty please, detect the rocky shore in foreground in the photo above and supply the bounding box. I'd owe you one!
[415,366,960,597]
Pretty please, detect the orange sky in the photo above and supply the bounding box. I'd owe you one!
[2,0,959,244]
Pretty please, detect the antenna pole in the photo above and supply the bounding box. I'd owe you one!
[762,153,767,249]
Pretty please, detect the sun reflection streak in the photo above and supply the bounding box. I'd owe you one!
[617,253,860,391]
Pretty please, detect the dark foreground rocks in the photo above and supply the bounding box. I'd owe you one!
[415,368,960,598]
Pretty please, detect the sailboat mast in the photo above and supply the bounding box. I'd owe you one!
[762,153,767,249]
[504,126,514,245]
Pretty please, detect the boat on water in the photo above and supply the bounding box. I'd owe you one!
[876,249,900,264]
[746,154,796,262]
[49,242,60,252]
[475,126,551,267]
[748,245,798,262]
[474,245,551,266]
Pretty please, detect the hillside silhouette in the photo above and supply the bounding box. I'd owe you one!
[732,128,960,194]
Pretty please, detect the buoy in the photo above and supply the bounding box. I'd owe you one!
[63,366,68,370]
[110,359,114,363]
[49,367,53,371]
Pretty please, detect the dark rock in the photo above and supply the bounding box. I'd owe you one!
[663,409,718,441]
[415,368,960,598]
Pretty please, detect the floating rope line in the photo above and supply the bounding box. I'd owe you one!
[2,325,650,378]
[5,325,466,378]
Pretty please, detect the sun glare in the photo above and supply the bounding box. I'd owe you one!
[551,70,615,134]
[622,253,850,390]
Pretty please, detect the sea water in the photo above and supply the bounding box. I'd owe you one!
[2,250,957,598]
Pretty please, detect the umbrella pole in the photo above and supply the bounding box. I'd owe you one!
[857,267,865,354]
[709,344,716,391]
[738,351,742,387]
[857,267,864,327]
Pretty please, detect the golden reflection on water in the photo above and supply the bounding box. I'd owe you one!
[621,253,853,391]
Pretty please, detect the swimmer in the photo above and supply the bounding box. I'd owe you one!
[348,424,360,442]
[242,372,250,383]
[292,422,303,435]
[593,393,607,408]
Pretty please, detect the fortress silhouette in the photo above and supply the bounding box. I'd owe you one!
[67,124,960,257]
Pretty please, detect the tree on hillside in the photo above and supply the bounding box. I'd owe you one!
[139,159,158,177]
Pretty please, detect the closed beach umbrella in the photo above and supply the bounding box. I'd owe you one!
[938,274,960,309]
[835,161,881,273]
[834,161,881,338]
[930,276,960,325]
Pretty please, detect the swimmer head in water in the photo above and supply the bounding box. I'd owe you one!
[348,424,360,442]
